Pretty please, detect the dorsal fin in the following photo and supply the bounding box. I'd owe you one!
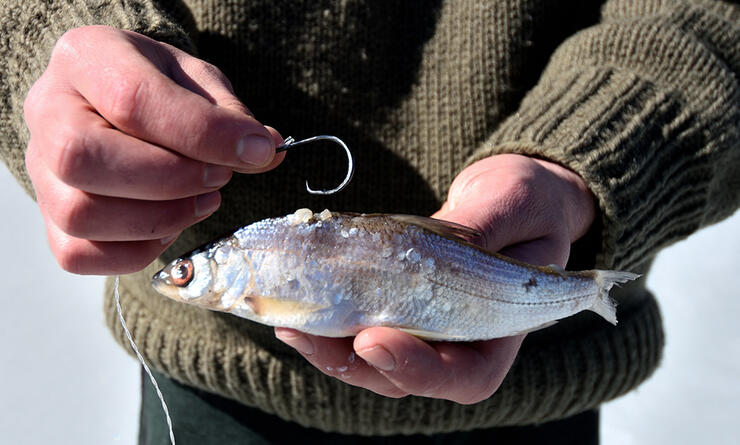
[387,214,482,244]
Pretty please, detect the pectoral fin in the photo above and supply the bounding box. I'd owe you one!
[246,295,325,317]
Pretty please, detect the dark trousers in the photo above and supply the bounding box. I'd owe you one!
[140,368,599,445]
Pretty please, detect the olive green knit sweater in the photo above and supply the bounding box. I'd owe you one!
[1,0,738,436]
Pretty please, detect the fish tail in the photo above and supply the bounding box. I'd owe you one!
[590,270,641,325]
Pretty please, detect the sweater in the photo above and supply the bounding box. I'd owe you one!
[1,0,738,436]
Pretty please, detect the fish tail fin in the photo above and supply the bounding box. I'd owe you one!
[590,270,641,325]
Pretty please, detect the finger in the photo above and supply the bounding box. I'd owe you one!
[274,328,408,399]
[27,92,232,200]
[233,126,286,174]
[55,190,220,242]
[54,28,276,169]
[354,327,524,404]
[28,153,220,241]
[436,335,524,403]
[43,215,178,275]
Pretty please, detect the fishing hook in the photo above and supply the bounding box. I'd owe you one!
[276,135,355,195]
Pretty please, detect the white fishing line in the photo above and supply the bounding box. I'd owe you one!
[114,276,176,445]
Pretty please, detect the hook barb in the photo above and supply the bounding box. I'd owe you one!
[276,135,355,195]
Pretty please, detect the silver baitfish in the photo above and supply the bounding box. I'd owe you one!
[152,208,638,341]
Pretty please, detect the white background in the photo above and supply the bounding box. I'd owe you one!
[1,165,739,444]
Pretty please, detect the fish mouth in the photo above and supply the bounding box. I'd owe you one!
[151,270,181,300]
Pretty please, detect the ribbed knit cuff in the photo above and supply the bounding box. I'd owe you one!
[105,267,664,435]
[468,15,739,270]
[0,0,195,197]
[468,68,697,270]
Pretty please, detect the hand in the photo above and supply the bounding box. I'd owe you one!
[23,26,284,275]
[276,154,595,404]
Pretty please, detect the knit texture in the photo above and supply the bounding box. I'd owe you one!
[2,0,738,435]
[471,0,740,270]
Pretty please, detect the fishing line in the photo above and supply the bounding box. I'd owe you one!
[109,135,350,443]
[114,275,176,445]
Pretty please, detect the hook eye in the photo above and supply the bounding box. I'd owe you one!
[276,135,355,195]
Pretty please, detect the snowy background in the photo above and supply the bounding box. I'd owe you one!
[1,165,739,444]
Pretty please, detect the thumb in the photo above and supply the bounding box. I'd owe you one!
[171,55,254,116]
[160,45,287,171]
[431,156,576,267]
[131,33,254,117]
[433,201,570,268]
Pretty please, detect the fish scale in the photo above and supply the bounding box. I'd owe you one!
[152,209,639,341]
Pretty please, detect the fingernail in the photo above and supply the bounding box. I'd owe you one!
[357,345,396,371]
[203,165,231,188]
[160,233,179,245]
[237,135,274,166]
[275,329,314,355]
[194,191,220,217]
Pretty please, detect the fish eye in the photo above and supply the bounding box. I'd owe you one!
[170,259,194,287]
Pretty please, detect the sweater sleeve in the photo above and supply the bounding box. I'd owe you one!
[0,0,196,198]
[467,0,740,270]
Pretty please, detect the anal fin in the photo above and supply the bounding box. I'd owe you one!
[396,327,467,342]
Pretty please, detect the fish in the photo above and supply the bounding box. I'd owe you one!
[152,208,639,341]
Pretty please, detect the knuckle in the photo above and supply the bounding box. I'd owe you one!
[103,76,146,127]
[218,96,251,115]
[23,80,45,124]
[190,112,213,138]
[507,180,561,233]
[502,181,538,215]
[52,28,85,61]
[49,234,87,274]
[46,221,84,274]
[188,60,249,114]
[53,128,91,185]
[502,180,552,227]
[455,366,503,405]
[53,26,112,62]
[24,141,41,179]
[188,59,235,94]
[194,60,229,85]
[396,371,448,397]
[56,248,84,274]
[450,379,493,405]
[184,114,222,153]
[53,195,93,238]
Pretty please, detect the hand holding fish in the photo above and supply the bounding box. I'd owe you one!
[275,154,597,404]
[23,26,284,275]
